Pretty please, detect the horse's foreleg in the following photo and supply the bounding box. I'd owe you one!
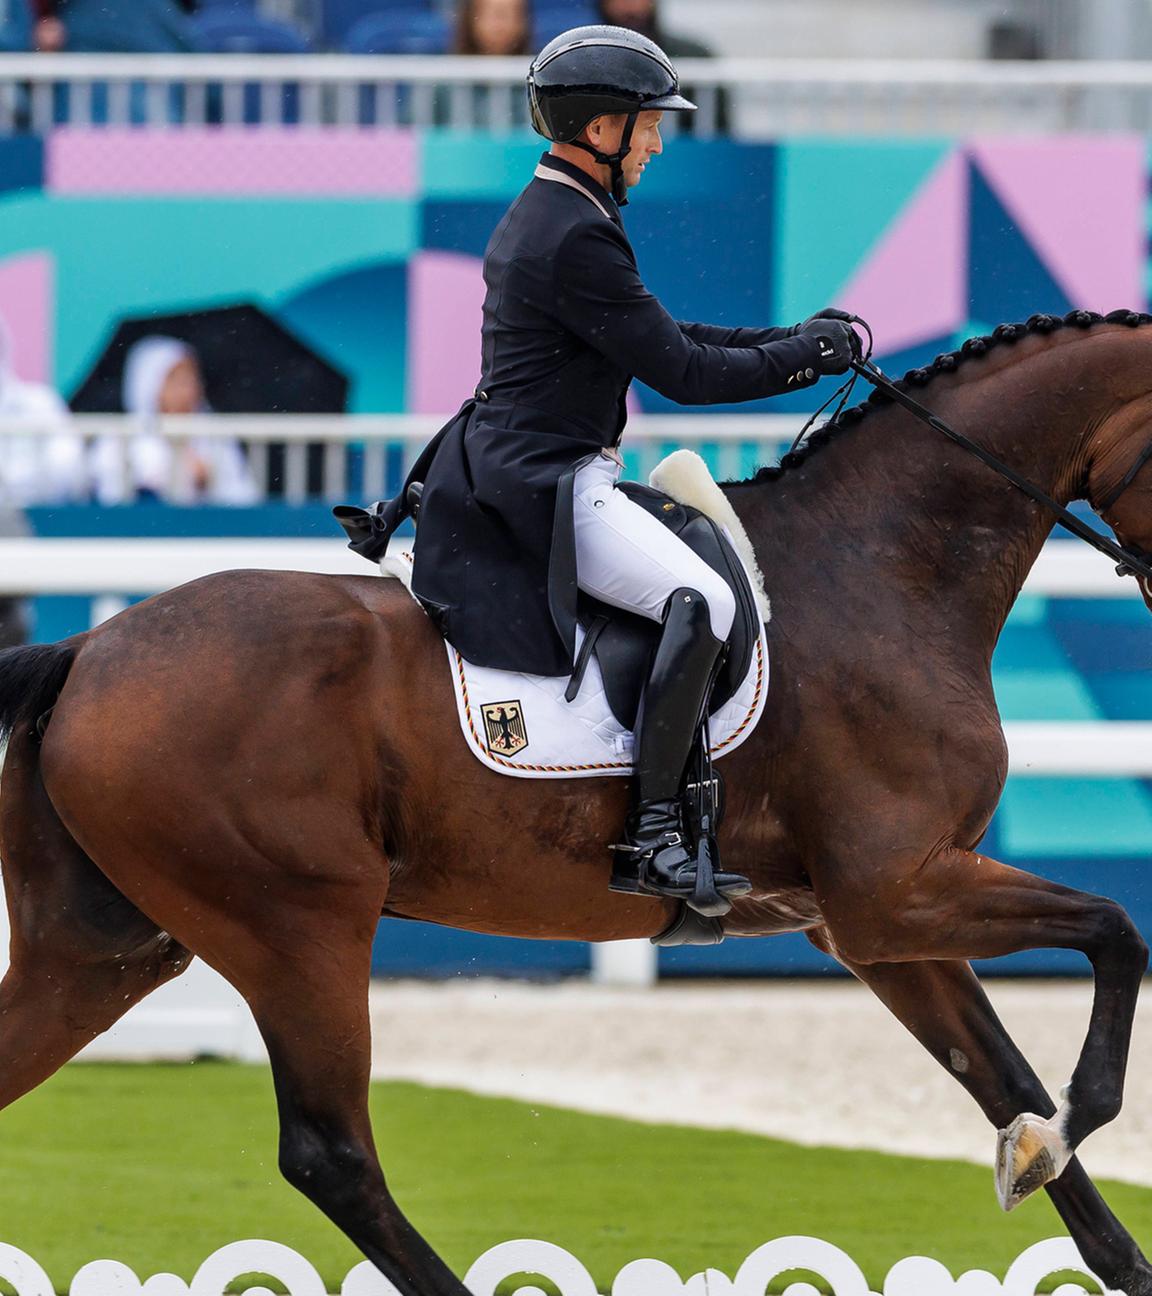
[243,908,471,1296]
[819,847,1148,1205]
[820,943,1152,1296]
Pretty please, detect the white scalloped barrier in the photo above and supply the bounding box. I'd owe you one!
[0,1237,1118,1296]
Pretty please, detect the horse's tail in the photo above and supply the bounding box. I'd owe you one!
[0,640,79,744]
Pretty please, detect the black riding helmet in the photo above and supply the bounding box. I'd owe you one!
[527,25,696,205]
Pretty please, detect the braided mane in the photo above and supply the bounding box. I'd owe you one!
[747,308,1152,485]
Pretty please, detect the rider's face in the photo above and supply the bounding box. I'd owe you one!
[588,110,664,188]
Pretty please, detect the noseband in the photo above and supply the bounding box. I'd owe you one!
[850,358,1152,587]
[1092,439,1152,578]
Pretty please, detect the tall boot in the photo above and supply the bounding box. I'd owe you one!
[610,588,752,902]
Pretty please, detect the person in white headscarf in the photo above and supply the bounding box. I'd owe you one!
[0,315,87,508]
[91,335,260,505]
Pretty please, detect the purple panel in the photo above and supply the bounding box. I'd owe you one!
[408,250,484,413]
[47,128,417,197]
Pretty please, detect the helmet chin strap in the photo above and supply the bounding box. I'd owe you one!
[569,111,639,206]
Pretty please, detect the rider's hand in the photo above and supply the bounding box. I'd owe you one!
[790,308,856,332]
[794,318,859,375]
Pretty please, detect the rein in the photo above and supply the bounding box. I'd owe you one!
[847,355,1152,586]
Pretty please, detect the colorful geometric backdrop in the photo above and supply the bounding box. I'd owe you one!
[0,129,1146,414]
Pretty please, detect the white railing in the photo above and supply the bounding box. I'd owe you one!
[29,414,1152,520]
[0,1234,1118,1295]
[0,413,809,504]
[4,54,1152,134]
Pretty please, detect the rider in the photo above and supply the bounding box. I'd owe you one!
[338,25,858,905]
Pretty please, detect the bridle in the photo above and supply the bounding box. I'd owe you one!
[789,315,1152,588]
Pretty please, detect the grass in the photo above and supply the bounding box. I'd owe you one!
[0,1062,1148,1293]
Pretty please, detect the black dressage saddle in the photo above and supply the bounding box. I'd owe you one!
[565,481,760,729]
[383,479,762,726]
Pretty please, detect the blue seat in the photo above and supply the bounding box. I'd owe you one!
[194,0,258,10]
[343,9,449,55]
[191,13,311,124]
[193,11,311,54]
[323,0,430,49]
[0,0,32,51]
[533,3,597,46]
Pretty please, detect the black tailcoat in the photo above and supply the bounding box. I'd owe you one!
[405,153,824,676]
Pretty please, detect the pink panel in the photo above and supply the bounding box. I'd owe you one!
[47,128,416,196]
[968,136,1145,310]
[0,253,54,383]
[408,251,484,413]
[837,152,968,355]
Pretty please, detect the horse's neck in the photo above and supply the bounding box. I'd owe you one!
[732,343,1110,653]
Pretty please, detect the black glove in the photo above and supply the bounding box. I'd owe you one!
[790,308,857,332]
[794,317,859,375]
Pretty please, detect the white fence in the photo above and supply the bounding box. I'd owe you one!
[4,413,810,505]
[6,54,1152,135]
[0,1234,1120,1296]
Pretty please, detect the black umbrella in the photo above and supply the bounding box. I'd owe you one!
[69,303,348,414]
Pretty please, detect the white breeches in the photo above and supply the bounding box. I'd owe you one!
[572,453,736,642]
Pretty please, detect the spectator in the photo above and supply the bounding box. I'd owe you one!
[597,0,708,57]
[92,336,260,506]
[596,0,728,131]
[454,0,530,56]
[440,0,531,127]
[0,316,86,508]
[0,0,32,51]
[0,315,86,649]
[32,0,200,53]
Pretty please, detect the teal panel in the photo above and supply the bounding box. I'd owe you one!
[0,195,417,393]
[1005,593,1047,626]
[991,669,1100,721]
[999,777,1152,856]
[278,261,407,413]
[774,137,952,323]
[420,129,544,198]
[993,622,1076,671]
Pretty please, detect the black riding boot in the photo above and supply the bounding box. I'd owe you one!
[610,588,752,904]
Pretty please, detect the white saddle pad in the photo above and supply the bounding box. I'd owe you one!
[383,548,769,780]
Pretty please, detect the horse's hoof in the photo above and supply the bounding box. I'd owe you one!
[995,1112,1072,1211]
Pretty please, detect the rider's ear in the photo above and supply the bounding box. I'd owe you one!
[583,115,606,149]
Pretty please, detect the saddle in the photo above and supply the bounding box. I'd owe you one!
[568,481,760,730]
[399,478,762,731]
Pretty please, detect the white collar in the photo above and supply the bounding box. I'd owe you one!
[533,163,613,220]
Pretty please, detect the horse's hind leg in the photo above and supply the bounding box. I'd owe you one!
[179,870,465,1296]
[824,945,1152,1296]
[0,731,190,1109]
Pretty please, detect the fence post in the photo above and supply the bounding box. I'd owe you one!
[590,939,658,987]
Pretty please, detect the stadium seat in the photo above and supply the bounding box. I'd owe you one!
[343,10,450,55]
[322,0,430,50]
[534,3,597,46]
[193,11,312,54]
[191,13,311,125]
[194,0,258,11]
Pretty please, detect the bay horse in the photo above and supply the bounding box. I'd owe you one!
[1,308,1151,1294]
